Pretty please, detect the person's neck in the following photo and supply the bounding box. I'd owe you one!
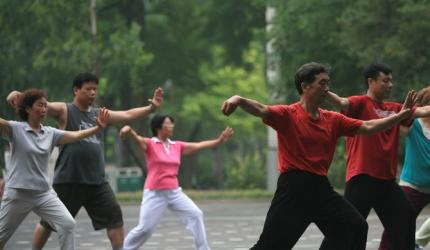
[73,99,91,112]
[299,97,320,119]
[27,117,42,131]
[366,90,384,103]
[157,135,168,143]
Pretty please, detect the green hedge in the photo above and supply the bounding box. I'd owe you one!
[117,189,274,203]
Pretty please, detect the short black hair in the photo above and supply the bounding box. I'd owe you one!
[72,72,99,89]
[150,114,175,136]
[363,63,392,87]
[17,88,47,121]
[294,62,330,95]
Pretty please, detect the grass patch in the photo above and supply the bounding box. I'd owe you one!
[116,189,274,203]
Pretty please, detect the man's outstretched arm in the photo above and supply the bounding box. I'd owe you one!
[326,91,350,111]
[221,95,269,118]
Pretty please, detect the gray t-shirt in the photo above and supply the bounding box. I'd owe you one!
[2,121,65,191]
[53,103,106,185]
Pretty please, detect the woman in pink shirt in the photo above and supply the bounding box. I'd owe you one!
[119,114,233,250]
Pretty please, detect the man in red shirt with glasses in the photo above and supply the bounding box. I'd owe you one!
[221,62,415,250]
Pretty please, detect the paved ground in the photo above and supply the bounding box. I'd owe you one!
[5,199,430,250]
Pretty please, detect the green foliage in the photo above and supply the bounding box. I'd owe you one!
[202,0,266,64]
[271,0,430,185]
[117,189,273,202]
[338,0,430,97]
[0,0,267,189]
[98,22,153,102]
[271,0,430,101]
[180,42,267,133]
[327,140,347,189]
[271,0,361,101]
[224,152,267,189]
[178,42,267,189]
[6,0,426,190]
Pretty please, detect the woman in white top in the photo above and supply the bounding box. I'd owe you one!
[0,88,109,250]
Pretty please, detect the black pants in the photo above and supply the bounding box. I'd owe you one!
[251,170,368,250]
[343,174,415,250]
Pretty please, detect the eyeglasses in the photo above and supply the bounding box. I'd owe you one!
[162,123,175,128]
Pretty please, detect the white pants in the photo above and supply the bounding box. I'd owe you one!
[124,188,210,250]
[417,217,430,247]
[0,188,75,250]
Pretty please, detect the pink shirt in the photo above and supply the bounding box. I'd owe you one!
[143,137,185,189]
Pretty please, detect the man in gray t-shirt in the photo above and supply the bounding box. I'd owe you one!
[7,72,163,250]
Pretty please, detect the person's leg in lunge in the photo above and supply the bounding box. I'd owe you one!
[107,227,124,250]
[416,217,430,248]
[251,171,315,250]
[33,184,82,250]
[33,189,76,250]
[321,174,373,248]
[32,224,52,250]
[0,188,33,248]
[379,186,430,250]
[83,183,125,250]
[375,183,415,250]
[168,188,209,250]
[316,188,368,250]
[123,190,168,250]
[343,175,374,219]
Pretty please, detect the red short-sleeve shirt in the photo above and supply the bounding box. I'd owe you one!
[263,102,363,176]
[342,95,413,181]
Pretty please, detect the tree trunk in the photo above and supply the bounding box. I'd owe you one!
[181,122,201,188]
[89,0,101,75]
[265,5,279,192]
[124,0,146,38]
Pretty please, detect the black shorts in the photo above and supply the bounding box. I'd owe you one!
[40,183,123,231]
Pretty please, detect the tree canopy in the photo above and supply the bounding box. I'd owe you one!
[1,0,429,189]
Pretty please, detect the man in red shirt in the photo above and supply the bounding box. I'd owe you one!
[221,62,415,250]
[326,63,430,250]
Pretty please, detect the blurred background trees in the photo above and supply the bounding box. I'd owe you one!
[1,0,429,189]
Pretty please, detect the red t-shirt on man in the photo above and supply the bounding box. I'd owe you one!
[342,95,413,181]
[263,102,363,176]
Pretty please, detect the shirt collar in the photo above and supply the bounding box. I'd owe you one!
[24,122,47,134]
[151,137,176,144]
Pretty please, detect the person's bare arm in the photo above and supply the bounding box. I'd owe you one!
[357,110,411,135]
[7,90,67,128]
[47,102,68,129]
[412,106,430,118]
[119,125,148,152]
[221,95,269,118]
[0,117,12,139]
[182,127,234,156]
[326,91,350,111]
[6,91,21,108]
[416,86,430,106]
[108,87,163,125]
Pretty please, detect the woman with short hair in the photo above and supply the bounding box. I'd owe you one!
[0,88,109,250]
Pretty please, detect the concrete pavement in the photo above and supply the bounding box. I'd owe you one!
[5,199,430,249]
